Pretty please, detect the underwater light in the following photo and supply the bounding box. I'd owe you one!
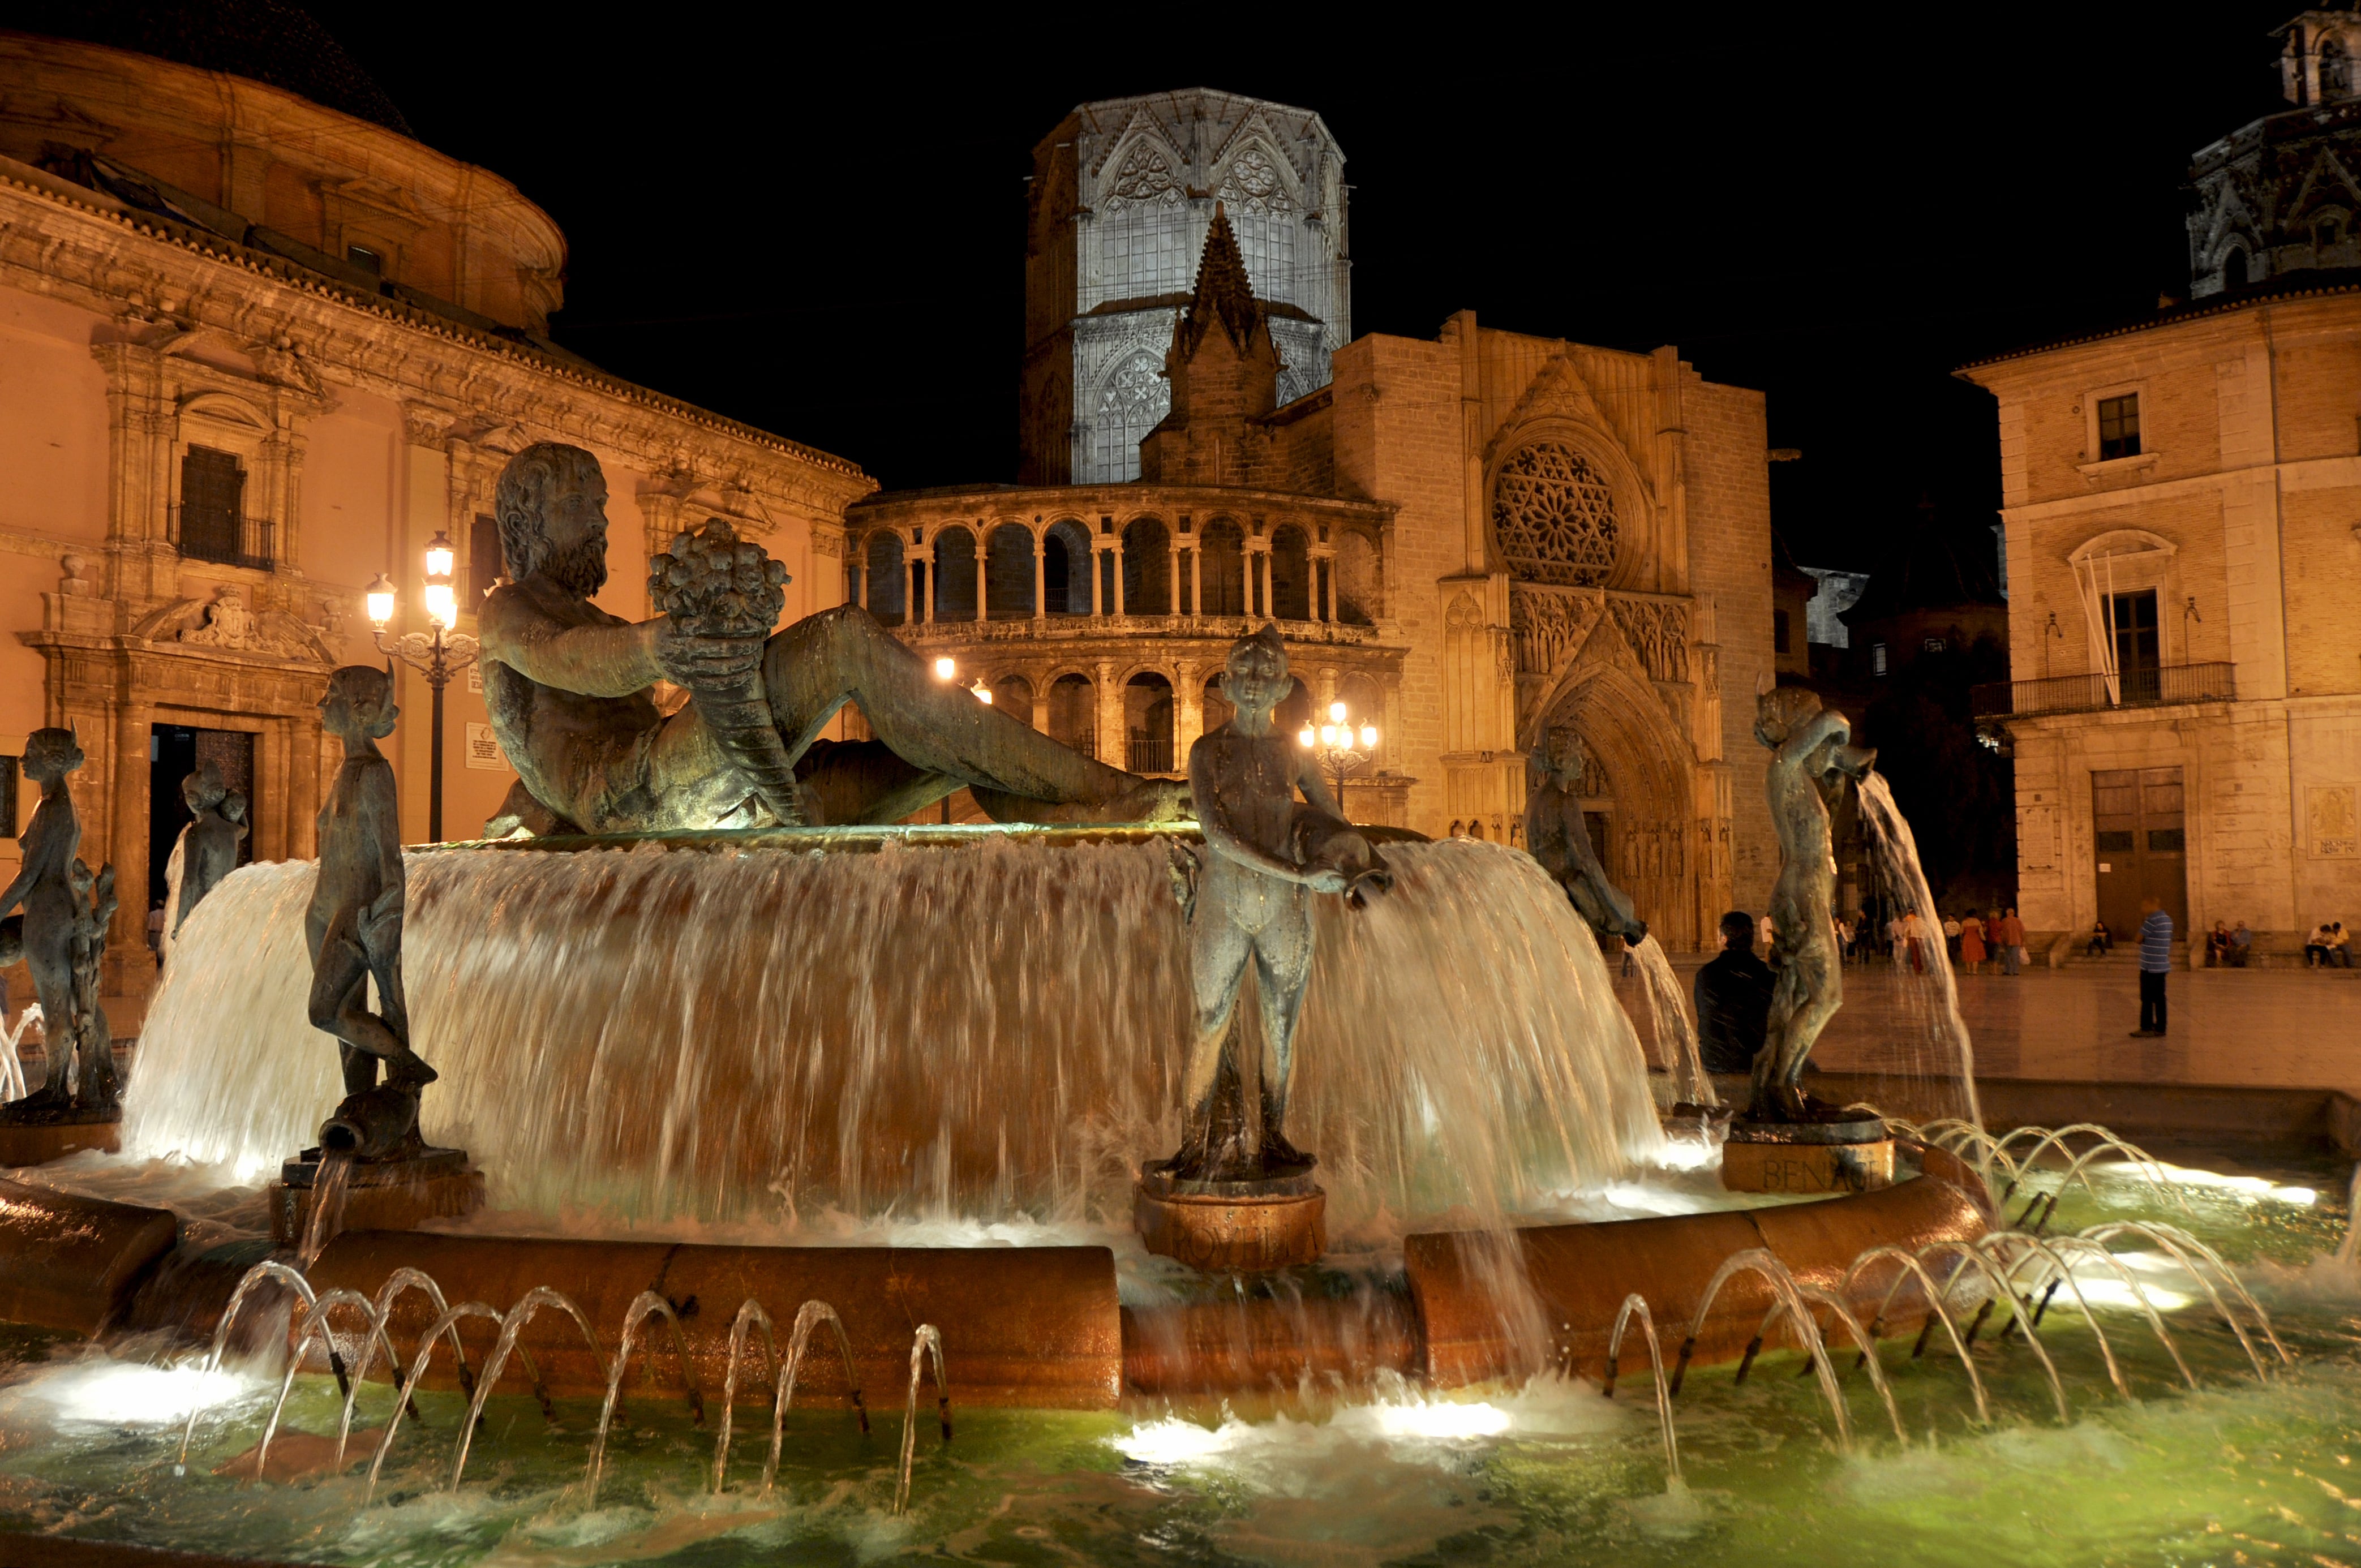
[2103,1162,2316,1206]
[1112,1417,1240,1464]
[1371,1400,1511,1440]
[29,1361,254,1427]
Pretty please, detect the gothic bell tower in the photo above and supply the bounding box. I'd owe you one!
[1021,89,1350,484]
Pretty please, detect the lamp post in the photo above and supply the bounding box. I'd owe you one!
[1298,699,1379,820]
[366,530,480,843]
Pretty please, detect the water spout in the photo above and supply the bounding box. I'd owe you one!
[1627,935,1714,1109]
[894,1325,949,1515]
[1854,775,1982,1128]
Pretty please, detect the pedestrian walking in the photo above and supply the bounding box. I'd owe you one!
[1959,910,1987,974]
[2132,896,2173,1037]
[1996,907,2025,974]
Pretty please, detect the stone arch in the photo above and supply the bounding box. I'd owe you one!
[1269,523,1312,620]
[1485,416,1650,591]
[990,671,1034,727]
[863,530,907,624]
[1199,516,1247,617]
[984,522,1035,618]
[1534,663,1699,949]
[1044,518,1091,614]
[1123,669,1176,773]
[931,525,978,621]
[1121,515,1171,614]
[1045,670,1097,758]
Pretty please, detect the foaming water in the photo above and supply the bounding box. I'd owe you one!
[1855,774,1982,1127]
[129,836,1661,1232]
[1628,934,1713,1106]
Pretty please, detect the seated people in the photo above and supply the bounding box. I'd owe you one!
[2306,922,2336,968]
[1694,910,1774,1076]
[2087,919,2112,958]
[2230,920,2253,968]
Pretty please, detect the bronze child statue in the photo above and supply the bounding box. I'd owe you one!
[308,665,437,1158]
[0,728,118,1119]
[170,762,247,937]
[1751,683,1876,1122]
[1167,626,1390,1182]
[1523,727,1647,946]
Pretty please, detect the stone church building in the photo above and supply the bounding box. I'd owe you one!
[853,92,1782,951]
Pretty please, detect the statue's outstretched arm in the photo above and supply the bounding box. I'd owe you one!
[1189,743,1310,884]
[1294,755,1345,822]
[479,591,664,699]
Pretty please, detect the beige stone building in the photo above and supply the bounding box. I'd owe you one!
[1963,286,2361,946]
[855,113,1784,950]
[1964,16,2361,950]
[0,29,871,1011]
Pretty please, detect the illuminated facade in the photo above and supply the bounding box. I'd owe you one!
[0,28,871,1012]
[864,204,1783,950]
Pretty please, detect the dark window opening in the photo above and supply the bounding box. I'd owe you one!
[2323,217,2346,247]
[1871,641,1888,676]
[1923,636,1947,654]
[2325,37,2351,97]
[2110,588,2161,701]
[2095,829,2137,852]
[178,446,267,568]
[2225,248,2250,287]
[2147,827,2187,852]
[468,513,503,602]
[347,244,382,274]
[2097,394,2141,461]
[1772,609,1791,654]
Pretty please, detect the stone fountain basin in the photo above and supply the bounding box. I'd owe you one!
[0,1146,1988,1405]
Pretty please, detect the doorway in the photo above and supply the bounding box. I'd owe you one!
[150,725,256,913]
[2109,590,2161,703]
[2091,765,2186,942]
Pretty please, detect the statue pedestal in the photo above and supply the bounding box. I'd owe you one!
[268,1146,484,1247]
[1135,1161,1325,1272]
[1720,1114,1894,1195]
[0,1109,119,1166]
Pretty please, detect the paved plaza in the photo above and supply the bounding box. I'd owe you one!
[1638,953,2361,1093]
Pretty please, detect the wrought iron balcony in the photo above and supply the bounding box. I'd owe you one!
[1972,661,2235,720]
[174,508,276,572]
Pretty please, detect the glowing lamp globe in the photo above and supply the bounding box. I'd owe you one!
[364,574,396,630]
[1297,726,1315,748]
[1360,724,1379,750]
[934,656,956,681]
[1328,701,1347,724]
[423,582,459,630]
[423,531,457,582]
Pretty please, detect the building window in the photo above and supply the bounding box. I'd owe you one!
[2097,394,2141,461]
[178,446,259,567]
[2225,248,2250,287]
[1871,641,1888,676]
[1922,636,1947,654]
[2110,588,2161,701]
[2325,36,2353,97]
[469,513,504,601]
[1491,442,1619,587]
[347,244,382,274]
[1773,609,1792,654]
[2322,216,2345,248]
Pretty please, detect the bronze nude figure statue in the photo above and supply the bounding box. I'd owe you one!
[0,727,119,1120]
[1523,727,1647,946]
[169,762,247,938]
[308,665,436,1158]
[1751,683,1876,1122]
[1164,626,1390,1183]
[476,443,1185,836]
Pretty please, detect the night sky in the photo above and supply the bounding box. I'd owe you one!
[306,7,2295,571]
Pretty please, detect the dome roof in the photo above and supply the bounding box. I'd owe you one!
[11,1,412,137]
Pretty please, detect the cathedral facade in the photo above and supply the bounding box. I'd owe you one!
[861,107,1782,948]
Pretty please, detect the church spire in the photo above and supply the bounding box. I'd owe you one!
[1178,202,1263,356]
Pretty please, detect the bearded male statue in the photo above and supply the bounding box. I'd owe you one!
[477,444,1184,834]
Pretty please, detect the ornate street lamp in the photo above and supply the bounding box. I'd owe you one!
[1298,698,1379,818]
[367,531,481,843]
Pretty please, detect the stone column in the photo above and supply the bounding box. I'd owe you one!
[1095,658,1119,766]
[1089,548,1105,616]
[909,556,924,624]
[1321,554,1338,621]
[1166,543,1180,619]
[1111,542,1127,617]
[1176,659,1203,757]
[108,692,152,1002]
[1029,663,1052,732]
[1190,547,1203,618]
[1032,532,1046,621]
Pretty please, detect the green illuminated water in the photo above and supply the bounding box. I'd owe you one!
[0,1152,2355,1567]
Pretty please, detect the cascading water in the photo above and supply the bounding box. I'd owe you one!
[1853,773,1984,1127]
[1626,934,1714,1108]
[128,834,1663,1234]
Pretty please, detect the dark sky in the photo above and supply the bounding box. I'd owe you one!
[306,8,2294,570]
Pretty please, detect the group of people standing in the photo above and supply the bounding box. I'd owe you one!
[1827,905,2028,975]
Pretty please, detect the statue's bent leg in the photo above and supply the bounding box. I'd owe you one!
[1179,914,1255,1175]
[1772,951,1841,1093]
[1250,896,1315,1162]
[26,946,75,1099]
[307,915,407,1074]
[762,608,1176,819]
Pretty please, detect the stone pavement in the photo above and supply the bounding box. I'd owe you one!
[1637,952,2361,1093]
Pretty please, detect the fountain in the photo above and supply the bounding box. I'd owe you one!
[0,464,2327,1566]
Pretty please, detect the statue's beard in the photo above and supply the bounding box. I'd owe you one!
[540,534,609,598]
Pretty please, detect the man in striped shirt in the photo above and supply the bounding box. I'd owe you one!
[2132,895,2174,1038]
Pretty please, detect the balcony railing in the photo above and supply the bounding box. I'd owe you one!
[886,613,1381,648]
[1972,661,2235,720]
[1127,737,1175,775]
[175,508,276,572]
